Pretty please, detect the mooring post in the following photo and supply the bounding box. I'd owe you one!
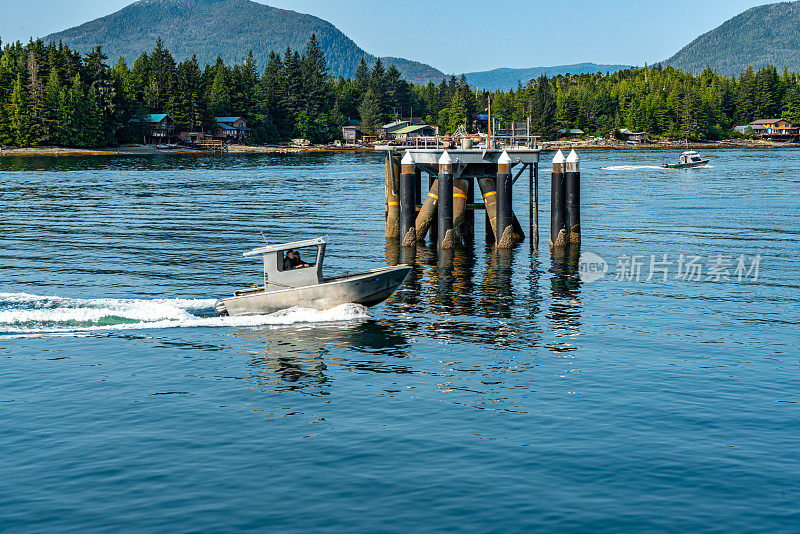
[385,151,400,239]
[438,151,455,250]
[400,152,417,247]
[566,149,581,246]
[550,150,568,248]
[496,151,514,248]
[533,161,539,249]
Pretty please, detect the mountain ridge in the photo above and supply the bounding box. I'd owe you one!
[665,1,800,75]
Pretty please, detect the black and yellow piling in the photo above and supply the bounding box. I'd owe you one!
[437,151,455,249]
[566,149,581,247]
[385,152,400,239]
[478,176,498,244]
[550,149,568,248]
[496,151,514,248]
[399,152,417,247]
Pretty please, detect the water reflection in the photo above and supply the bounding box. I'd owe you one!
[548,247,583,349]
[232,320,410,395]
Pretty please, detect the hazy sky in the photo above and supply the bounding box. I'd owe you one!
[0,0,780,73]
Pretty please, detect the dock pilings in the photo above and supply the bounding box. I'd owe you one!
[385,152,401,239]
[437,151,455,250]
[400,152,417,247]
[496,150,514,249]
[550,150,568,249]
[565,149,581,247]
[384,144,561,254]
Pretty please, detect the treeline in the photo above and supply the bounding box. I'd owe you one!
[1,36,800,147]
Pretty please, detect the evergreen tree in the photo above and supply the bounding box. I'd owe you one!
[358,87,382,136]
[8,74,32,147]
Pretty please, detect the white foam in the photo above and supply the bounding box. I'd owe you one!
[0,292,370,338]
[602,165,668,171]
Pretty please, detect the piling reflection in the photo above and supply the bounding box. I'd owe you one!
[548,246,583,344]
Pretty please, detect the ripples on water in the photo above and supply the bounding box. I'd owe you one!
[1,150,798,532]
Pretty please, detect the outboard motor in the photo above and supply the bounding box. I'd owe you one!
[214,299,229,317]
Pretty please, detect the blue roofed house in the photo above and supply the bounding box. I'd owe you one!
[215,117,251,144]
[129,113,175,144]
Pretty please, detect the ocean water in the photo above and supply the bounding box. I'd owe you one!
[1,149,798,532]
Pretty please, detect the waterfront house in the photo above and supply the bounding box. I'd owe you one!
[381,120,411,140]
[129,113,175,144]
[392,124,438,142]
[215,117,251,144]
[746,119,798,140]
[557,128,585,139]
[342,125,363,144]
[616,129,649,143]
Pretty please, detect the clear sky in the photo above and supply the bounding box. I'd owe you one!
[0,0,780,73]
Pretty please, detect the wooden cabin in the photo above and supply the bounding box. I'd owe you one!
[130,113,175,144]
[215,117,251,144]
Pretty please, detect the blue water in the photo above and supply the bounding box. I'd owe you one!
[1,150,798,532]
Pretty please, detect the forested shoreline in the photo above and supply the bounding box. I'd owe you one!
[0,35,798,148]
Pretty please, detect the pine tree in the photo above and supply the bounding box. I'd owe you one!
[358,87,382,136]
[8,74,32,147]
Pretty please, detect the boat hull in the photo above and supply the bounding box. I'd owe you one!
[662,159,710,169]
[217,265,412,317]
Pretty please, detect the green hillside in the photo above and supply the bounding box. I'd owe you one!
[464,63,631,91]
[665,1,800,75]
[42,0,446,83]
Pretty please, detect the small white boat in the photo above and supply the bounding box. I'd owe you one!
[215,237,411,317]
[662,151,710,168]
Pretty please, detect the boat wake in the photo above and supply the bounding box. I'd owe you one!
[602,165,669,171]
[0,292,369,338]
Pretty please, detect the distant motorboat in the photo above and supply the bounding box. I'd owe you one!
[214,237,411,317]
[662,151,710,168]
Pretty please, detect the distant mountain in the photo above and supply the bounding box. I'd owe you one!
[463,63,632,91]
[43,0,446,84]
[665,1,800,75]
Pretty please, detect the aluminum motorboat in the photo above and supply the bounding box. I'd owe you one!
[662,151,710,169]
[214,237,411,317]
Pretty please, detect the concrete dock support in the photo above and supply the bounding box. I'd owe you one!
[438,151,455,249]
[385,152,400,239]
[496,151,514,248]
[399,152,417,247]
[566,149,581,246]
[550,150,568,248]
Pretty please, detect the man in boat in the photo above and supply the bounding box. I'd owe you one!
[283,250,310,270]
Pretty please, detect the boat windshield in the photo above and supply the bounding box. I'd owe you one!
[279,245,319,272]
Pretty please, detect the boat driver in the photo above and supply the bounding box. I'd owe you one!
[283,250,310,270]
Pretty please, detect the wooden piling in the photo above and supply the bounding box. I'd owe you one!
[385,152,400,239]
[465,177,475,243]
[478,176,498,243]
[550,150,568,248]
[415,176,439,242]
[399,152,417,247]
[496,151,514,248]
[452,177,469,242]
[566,149,581,246]
[438,151,455,250]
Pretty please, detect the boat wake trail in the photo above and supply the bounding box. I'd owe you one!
[0,292,369,338]
[602,165,669,171]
